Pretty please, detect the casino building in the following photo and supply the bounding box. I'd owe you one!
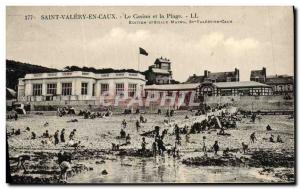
[17,71,146,107]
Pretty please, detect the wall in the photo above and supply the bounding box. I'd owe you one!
[204,95,294,111]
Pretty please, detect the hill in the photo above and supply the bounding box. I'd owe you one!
[6,60,59,90]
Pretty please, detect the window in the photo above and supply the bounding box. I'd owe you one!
[129,73,138,76]
[32,84,42,96]
[167,91,173,96]
[63,72,72,76]
[101,83,109,95]
[115,83,124,95]
[48,73,57,77]
[62,83,72,96]
[47,83,57,95]
[128,83,137,97]
[92,84,95,96]
[81,83,88,95]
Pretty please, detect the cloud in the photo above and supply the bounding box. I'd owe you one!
[195,32,260,55]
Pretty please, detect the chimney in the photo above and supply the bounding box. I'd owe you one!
[235,68,240,81]
[262,67,266,76]
[204,70,208,77]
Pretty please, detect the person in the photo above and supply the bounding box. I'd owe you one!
[157,109,161,115]
[112,143,119,151]
[15,129,21,135]
[185,115,189,119]
[16,155,31,173]
[141,137,147,152]
[266,125,272,131]
[250,132,257,143]
[140,115,147,123]
[68,141,81,149]
[251,113,256,123]
[125,134,131,143]
[60,129,65,143]
[170,110,174,117]
[166,109,170,117]
[277,135,283,143]
[161,129,168,140]
[14,112,18,121]
[26,127,30,132]
[157,137,166,155]
[58,152,72,181]
[120,129,126,138]
[174,125,181,145]
[122,119,127,128]
[152,141,157,156]
[223,147,230,156]
[219,127,225,135]
[242,142,249,154]
[69,129,76,140]
[54,130,59,145]
[43,130,49,138]
[202,136,207,154]
[31,132,36,139]
[212,141,219,155]
[269,134,275,143]
[136,120,140,132]
[154,126,160,138]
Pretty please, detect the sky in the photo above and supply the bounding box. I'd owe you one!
[6,6,294,82]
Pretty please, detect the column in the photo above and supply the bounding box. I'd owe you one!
[42,81,47,96]
[57,81,62,95]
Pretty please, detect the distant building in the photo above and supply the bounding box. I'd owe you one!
[144,83,201,108]
[265,75,294,95]
[17,71,146,106]
[144,57,174,85]
[185,68,240,83]
[207,81,272,96]
[250,67,266,83]
[250,67,293,95]
[145,81,272,99]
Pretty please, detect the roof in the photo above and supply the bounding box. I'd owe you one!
[154,58,171,64]
[265,75,293,85]
[207,71,237,81]
[250,69,265,78]
[213,81,271,88]
[145,83,200,91]
[151,68,170,74]
[185,75,205,83]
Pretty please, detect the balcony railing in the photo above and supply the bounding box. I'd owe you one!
[24,71,145,80]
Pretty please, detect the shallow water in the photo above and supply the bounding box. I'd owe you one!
[69,154,280,183]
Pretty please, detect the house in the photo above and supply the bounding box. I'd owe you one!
[144,57,176,85]
[265,75,294,95]
[17,71,146,107]
[185,68,240,83]
[250,67,266,83]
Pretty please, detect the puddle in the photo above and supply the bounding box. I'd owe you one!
[69,154,280,183]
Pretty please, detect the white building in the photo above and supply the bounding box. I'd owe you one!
[17,71,146,107]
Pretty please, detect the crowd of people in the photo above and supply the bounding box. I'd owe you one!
[7,104,289,182]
